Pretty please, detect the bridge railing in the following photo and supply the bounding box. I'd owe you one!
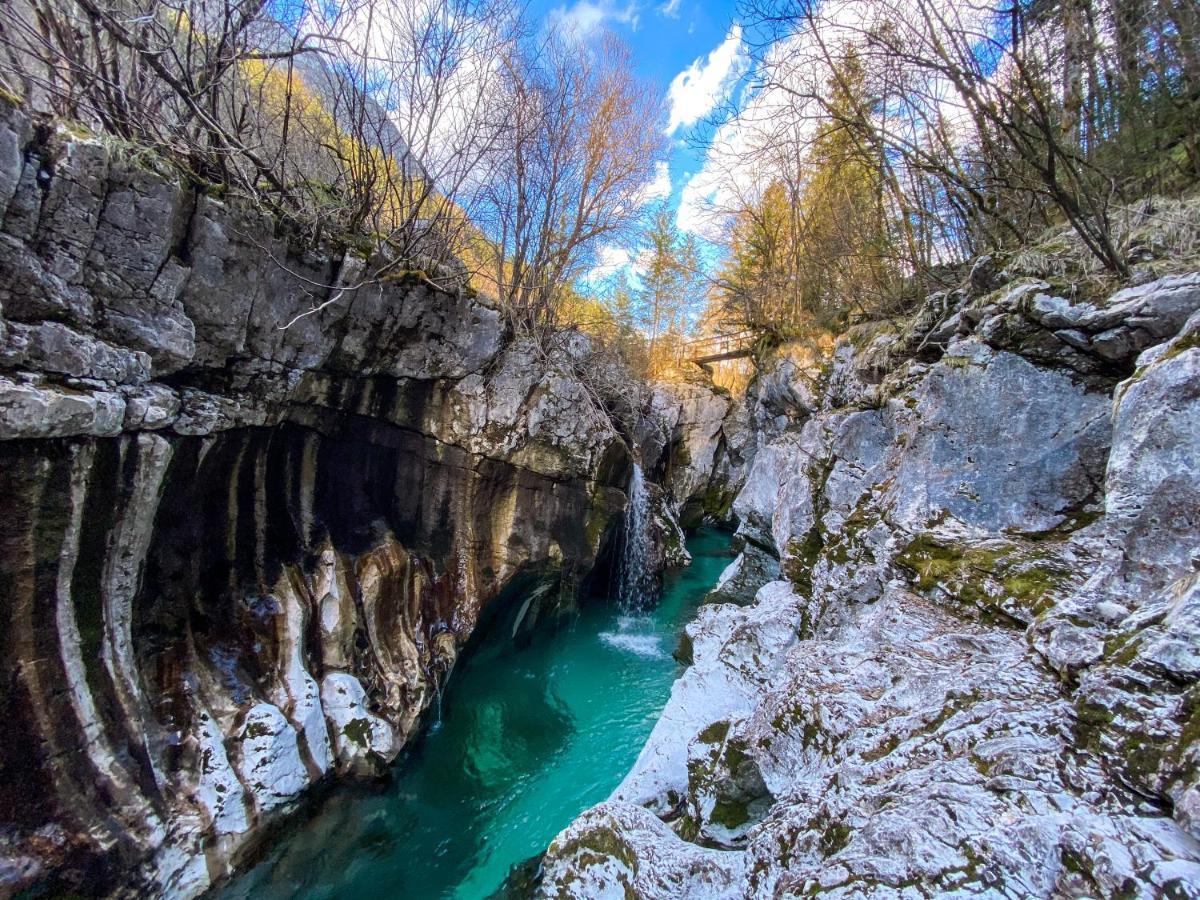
[680,330,757,366]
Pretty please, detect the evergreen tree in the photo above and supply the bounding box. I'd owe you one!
[635,203,693,374]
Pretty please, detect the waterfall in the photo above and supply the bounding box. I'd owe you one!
[618,462,654,610]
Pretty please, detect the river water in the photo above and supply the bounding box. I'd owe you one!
[217,527,733,900]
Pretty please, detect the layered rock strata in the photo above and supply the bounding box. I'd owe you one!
[0,102,652,897]
[543,272,1200,896]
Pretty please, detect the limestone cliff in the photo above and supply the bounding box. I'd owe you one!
[542,265,1200,895]
[0,102,688,897]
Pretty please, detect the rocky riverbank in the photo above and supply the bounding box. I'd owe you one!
[0,104,737,897]
[542,263,1200,895]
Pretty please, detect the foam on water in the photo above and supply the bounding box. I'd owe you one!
[598,629,662,658]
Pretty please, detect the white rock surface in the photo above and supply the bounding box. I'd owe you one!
[543,270,1200,898]
[321,673,399,772]
[613,581,810,813]
[234,703,311,814]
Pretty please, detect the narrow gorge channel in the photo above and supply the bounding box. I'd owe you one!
[4,7,1200,893]
[217,528,733,899]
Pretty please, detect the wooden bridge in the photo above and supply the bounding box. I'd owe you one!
[684,330,757,368]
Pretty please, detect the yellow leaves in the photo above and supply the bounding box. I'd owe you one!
[238,58,414,231]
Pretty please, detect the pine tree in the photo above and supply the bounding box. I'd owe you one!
[635,203,691,374]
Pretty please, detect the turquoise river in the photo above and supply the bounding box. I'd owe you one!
[218,527,734,900]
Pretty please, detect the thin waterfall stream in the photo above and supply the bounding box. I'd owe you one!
[617,462,654,610]
[218,526,734,900]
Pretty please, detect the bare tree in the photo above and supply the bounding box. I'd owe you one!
[481,30,667,346]
[0,0,522,293]
[738,0,1199,281]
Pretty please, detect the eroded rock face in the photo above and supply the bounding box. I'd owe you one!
[542,267,1200,897]
[0,106,632,897]
[640,379,737,528]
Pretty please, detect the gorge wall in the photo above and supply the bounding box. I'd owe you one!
[543,258,1200,895]
[0,104,734,897]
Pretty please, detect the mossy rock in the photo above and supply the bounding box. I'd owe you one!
[549,824,638,873]
[697,720,731,745]
[343,717,372,749]
[708,797,752,830]
[895,531,1075,625]
[784,528,825,595]
[673,631,694,666]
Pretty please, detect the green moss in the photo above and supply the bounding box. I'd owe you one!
[723,736,750,774]
[1122,329,1200,395]
[343,717,372,749]
[1121,728,1166,784]
[1161,328,1200,363]
[550,825,639,879]
[896,532,1070,624]
[826,538,852,565]
[785,527,825,595]
[819,821,852,857]
[1001,567,1064,617]
[1101,631,1143,668]
[942,355,975,368]
[708,797,751,830]
[924,689,982,735]
[697,720,731,745]
[969,752,995,778]
[675,814,701,842]
[1074,692,1164,790]
[895,534,994,607]
[802,718,822,750]
[701,486,737,522]
[771,702,805,735]
[861,733,901,762]
[1175,688,1200,754]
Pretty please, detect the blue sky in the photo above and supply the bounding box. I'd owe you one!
[527,0,748,275]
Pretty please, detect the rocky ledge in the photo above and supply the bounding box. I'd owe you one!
[542,269,1200,896]
[0,103,736,897]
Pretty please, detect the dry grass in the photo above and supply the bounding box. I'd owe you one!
[1004,190,1200,298]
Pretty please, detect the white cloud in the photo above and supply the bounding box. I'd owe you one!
[583,243,653,286]
[665,26,748,136]
[675,169,724,240]
[658,0,681,18]
[675,0,988,244]
[585,244,633,283]
[635,161,672,206]
[550,0,640,38]
[674,74,795,239]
